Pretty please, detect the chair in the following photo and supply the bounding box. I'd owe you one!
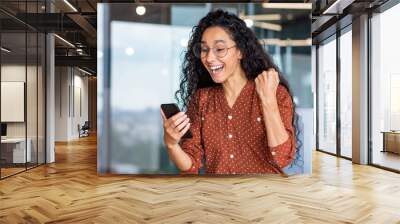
[79,121,90,138]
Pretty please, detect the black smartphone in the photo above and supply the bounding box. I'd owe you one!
[161,103,193,139]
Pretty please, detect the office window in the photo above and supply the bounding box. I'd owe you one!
[339,28,352,158]
[371,3,400,171]
[317,36,337,154]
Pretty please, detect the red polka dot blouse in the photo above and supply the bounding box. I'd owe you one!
[179,79,296,174]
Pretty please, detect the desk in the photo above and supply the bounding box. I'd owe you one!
[381,131,400,154]
[1,138,31,163]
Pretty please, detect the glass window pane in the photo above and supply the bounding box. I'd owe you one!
[318,37,337,154]
[1,30,27,177]
[27,31,38,169]
[371,4,400,171]
[38,33,46,165]
[26,0,39,169]
[0,0,46,179]
[340,29,352,158]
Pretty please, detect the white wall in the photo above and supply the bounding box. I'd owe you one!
[1,65,38,138]
[55,67,89,141]
[55,66,68,141]
[1,63,46,164]
[1,65,26,136]
[72,73,89,137]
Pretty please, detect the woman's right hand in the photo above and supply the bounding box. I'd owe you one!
[161,110,191,148]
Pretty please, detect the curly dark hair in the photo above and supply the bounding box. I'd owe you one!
[175,9,303,175]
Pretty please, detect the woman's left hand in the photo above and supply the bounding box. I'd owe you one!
[255,68,280,107]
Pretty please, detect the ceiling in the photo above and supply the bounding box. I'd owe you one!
[311,0,390,42]
[0,0,98,74]
[0,0,317,75]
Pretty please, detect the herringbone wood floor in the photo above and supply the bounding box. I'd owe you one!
[1,134,400,224]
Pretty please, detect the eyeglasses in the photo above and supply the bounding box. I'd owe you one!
[192,42,236,59]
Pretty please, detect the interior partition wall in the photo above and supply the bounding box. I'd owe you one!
[0,1,46,179]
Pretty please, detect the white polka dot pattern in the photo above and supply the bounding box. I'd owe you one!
[179,80,296,175]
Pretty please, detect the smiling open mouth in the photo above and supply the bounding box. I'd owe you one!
[210,65,224,74]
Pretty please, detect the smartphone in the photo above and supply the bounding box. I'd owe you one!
[161,103,193,139]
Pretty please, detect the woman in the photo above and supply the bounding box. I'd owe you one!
[161,9,297,175]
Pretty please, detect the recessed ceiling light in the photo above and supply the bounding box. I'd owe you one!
[78,67,93,76]
[125,47,135,56]
[1,47,11,53]
[244,19,254,28]
[54,34,75,48]
[322,0,353,15]
[253,22,282,31]
[63,0,78,12]
[241,14,281,21]
[259,38,312,47]
[262,3,312,10]
[180,38,188,47]
[136,6,146,16]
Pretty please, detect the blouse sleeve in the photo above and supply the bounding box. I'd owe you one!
[268,85,296,168]
[179,89,204,174]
